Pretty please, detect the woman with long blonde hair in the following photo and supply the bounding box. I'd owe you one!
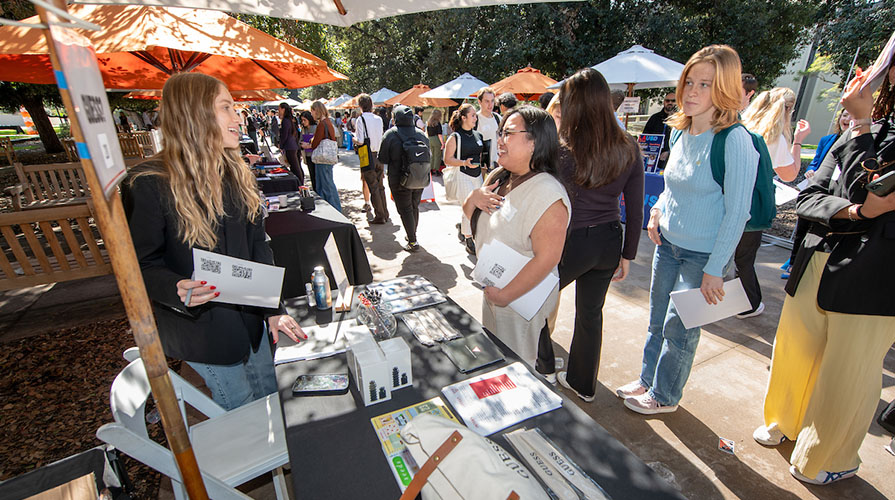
[617,45,759,414]
[742,87,811,182]
[124,73,305,410]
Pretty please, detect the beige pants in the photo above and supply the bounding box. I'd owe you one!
[762,252,895,477]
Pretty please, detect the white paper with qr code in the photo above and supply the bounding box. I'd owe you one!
[441,362,562,436]
[192,248,284,308]
[473,240,559,321]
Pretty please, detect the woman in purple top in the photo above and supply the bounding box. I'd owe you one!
[537,68,644,402]
[277,103,303,185]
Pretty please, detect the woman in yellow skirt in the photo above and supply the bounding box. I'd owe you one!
[755,60,895,485]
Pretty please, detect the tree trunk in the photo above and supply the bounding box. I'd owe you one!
[21,94,63,154]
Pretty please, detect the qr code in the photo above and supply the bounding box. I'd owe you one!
[232,264,253,279]
[489,263,506,279]
[200,258,221,274]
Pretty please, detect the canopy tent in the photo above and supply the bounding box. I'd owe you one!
[126,89,285,101]
[72,0,581,27]
[0,4,346,90]
[385,84,456,107]
[549,45,685,93]
[262,98,302,107]
[420,73,489,100]
[369,87,399,105]
[332,94,362,110]
[480,66,557,101]
[327,94,353,108]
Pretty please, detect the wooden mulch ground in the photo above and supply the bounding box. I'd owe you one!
[0,316,167,499]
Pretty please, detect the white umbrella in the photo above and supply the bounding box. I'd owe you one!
[549,45,685,91]
[420,73,489,100]
[262,97,301,107]
[369,87,399,105]
[75,0,581,27]
[327,94,353,108]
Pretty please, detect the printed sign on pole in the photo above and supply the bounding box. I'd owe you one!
[618,96,641,114]
[637,134,665,172]
[48,22,126,198]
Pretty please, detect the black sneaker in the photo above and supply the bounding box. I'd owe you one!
[456,223,465,243]
[403,242,421,253]
[465,237,476,255]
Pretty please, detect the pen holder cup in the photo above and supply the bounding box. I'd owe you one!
[300,195,316,212]
[356,301,396,341]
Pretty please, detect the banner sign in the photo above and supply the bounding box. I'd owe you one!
[637,134,665,172]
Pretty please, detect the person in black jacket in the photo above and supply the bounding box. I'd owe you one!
[124,73,306,411]
[379,105,427,252]
[754,62,895,485]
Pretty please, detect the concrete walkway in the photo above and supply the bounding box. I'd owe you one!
[3,150,892,499]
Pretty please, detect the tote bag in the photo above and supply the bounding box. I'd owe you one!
[311,118,338,165]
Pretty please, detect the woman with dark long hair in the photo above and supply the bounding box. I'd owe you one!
[427,109,445,174]
[298,110,317,192]
[536,68,644,402]
[753,60,895,486]
[445,103,484,254]
[463,106,570,368]
[124,73,305,410]
[277,103,303,185]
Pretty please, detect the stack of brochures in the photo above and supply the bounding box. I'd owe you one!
[365,275,446,313]
[441,362,562,436]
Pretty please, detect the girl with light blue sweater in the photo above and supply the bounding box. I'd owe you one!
[617,45,758,414]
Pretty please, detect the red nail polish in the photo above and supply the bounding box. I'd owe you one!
[201,281,207,285]
[214,292,220,297]
[210,286,216,290]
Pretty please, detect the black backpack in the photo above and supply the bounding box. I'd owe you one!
[396,128,431,189]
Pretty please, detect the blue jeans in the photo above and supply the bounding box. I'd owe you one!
[187,331,277,411]
[639,234,712,406]
[314,163,342,213]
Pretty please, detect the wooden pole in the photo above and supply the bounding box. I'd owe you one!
[624,82,635,130]
[35,2,209,498]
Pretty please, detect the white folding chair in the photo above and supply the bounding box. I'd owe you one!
[97,355,290,499]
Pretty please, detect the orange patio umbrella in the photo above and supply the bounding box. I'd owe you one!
[124,89,286,101]
[482,66,558,101]
[332,93,362,110]
[385,84,456,107]
[0,4,346,90]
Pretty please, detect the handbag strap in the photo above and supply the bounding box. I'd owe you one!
[397,430,521,500]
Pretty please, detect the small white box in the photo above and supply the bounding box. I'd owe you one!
[346,328,392,405]
[379,337,412,390]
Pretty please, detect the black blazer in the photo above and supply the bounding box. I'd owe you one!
[786,119,895,316]
[123,162,281,364]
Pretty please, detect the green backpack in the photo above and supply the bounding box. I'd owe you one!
[670,123,776,231]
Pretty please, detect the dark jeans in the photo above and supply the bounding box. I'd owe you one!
[537,221,622,397]
[734,230,763,312]
[283,149,304,186]
[388,176,423,243]
[303,153,317,193]
[363,157,389,221]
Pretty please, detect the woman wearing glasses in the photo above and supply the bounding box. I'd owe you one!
[754,61,895,485]
[463,106,570,368]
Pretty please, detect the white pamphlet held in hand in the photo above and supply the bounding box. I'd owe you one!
[192,248,284,308]
[669,278,751,329]
[473,240,558,321]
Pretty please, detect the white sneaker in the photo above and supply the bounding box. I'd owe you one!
[736,302,765,319]
[789,465,858,485]
[541,372,557,385]
[624,392,678,415]
[557,372,594,403]
[753,423,786,446]
[616,380,647,399]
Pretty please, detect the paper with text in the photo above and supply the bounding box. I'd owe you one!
[473,240,558,321]
[274,320,362,364]
[192,248,284,308]
[669,278,751,329]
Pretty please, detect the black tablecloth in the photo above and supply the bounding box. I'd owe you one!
[275,293,685,500]
[266,198,372,298]
[257,173,301,195]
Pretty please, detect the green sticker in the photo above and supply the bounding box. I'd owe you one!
[392,456,412,485]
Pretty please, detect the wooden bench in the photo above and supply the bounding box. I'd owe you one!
[118,134,146,159]
[0,203,112,291]
[4,161,91,211]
